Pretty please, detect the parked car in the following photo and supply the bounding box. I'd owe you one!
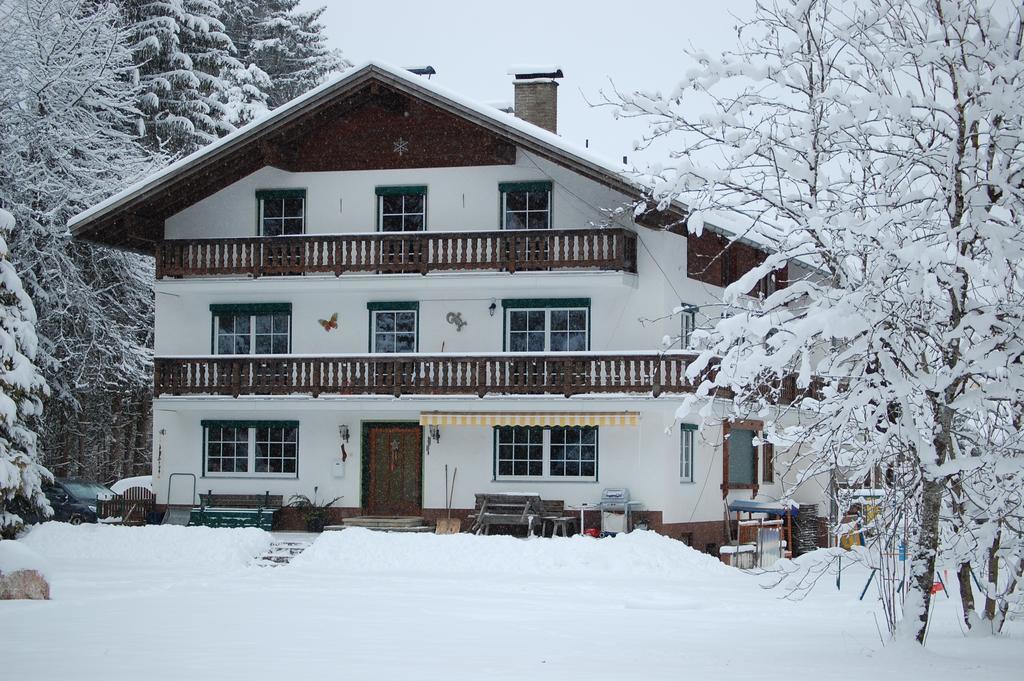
[15,478,114,526]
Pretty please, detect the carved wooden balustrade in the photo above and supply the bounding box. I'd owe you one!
[155,228,638,279]
[154,352,697,399]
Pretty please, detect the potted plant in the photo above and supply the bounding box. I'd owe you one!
[288,488,343,532]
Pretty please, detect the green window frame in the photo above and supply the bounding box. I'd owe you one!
[501,298,590,352]
[680,423,697,482]
[499,180,552,230]
[376,185,427,232]
[201,420,299,478]
[210,303,292,355]
[367,301,419,352]
[256,189,305,236]
[493,425,598,481]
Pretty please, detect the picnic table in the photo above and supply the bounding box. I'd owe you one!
[470,493,577,536]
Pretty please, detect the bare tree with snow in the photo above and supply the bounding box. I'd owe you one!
[613,0,1024,642]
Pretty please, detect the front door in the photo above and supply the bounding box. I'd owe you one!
[363,422,422,516]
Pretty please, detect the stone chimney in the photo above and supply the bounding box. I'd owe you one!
[508,66,563,134]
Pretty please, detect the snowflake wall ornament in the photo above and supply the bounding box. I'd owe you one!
[393,137,409,156]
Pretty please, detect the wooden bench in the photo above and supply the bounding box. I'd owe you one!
[470,493,576,536]
[190,493,283,531]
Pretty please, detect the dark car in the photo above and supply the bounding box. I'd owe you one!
[16,479,112,526]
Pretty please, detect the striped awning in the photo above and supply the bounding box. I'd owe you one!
[418,412,639,427]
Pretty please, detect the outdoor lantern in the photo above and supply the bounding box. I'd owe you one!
[429,424,441,443]
[338,424,350,443]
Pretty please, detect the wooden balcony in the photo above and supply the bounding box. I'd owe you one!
[154,352,697,399]
[154,228,638,279]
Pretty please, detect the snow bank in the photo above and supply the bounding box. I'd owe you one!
[19,523,271,569]
[291,528,737,579]
[0,539,50,578]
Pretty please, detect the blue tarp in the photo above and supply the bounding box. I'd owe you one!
[728,499,798,517]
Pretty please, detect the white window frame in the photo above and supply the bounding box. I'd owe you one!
[371,308,418,353]
[203,423,299,478]
[680,425,695,483]
[378,192,426,232]
[501,187,551,230]
[505,306,589,352]
[213,312,291,355]
[680,304,697,349]
[258,193,305,236]
[494,426,598,482]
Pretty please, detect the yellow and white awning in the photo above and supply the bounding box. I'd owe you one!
[418,411,639,427]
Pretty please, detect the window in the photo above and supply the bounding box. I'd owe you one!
[762,442,775,483]
[500,181,551,230]
[504,298,589,351]
[549,427,597,477]
[376,186,426,232]
[203,421,298,477]
[495,426,598,480]
[257,189,305,236]
[495,426,543,477]
[368,302,418,352]
[680,424,696,482]
[727,427,757,486]
[680,304,697,349]
[211,304,291,355]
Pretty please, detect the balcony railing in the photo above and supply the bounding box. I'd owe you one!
[154,352,697,399]
[154,228,638,279]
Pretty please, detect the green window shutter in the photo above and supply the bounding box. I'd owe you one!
[366,301,419,312]
[728,428,756,485]
[201,420,300,429]
[375,185,428,196]
[210,303,292,315]
[499,181,552,193]
[255,189,306,200]
[501,298,590,309]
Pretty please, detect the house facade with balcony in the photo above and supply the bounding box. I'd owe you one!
[70,61,825,548]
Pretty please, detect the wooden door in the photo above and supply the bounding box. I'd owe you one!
[364,423,422,516]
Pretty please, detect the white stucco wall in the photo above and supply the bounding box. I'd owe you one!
[151,396,825,529]
[164,150,627,239]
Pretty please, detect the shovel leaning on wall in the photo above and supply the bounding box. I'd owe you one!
[435,465,460,534]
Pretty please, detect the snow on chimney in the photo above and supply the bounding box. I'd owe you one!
[508,65,563,134]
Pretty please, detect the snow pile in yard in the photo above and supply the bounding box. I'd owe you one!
[0,539,49,577]
[19,523,271,569]
[292,528,735,579]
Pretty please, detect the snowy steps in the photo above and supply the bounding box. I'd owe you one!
[326,516,433,533]
[255,540,313,566]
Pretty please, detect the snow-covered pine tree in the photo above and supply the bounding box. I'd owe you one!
[123,0,252,152]
[220,0,345,113]
[0,0,158,485]
[0,210,50,539]
[613,0,1024,643]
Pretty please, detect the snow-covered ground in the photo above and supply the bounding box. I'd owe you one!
[1,524,1019,681]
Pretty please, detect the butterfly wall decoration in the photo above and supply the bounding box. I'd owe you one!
[318,312,338,331]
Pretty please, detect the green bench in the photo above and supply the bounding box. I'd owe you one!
[190,493,282,530]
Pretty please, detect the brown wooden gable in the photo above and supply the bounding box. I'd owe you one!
[279,84,516,172]
[74,78,516,252]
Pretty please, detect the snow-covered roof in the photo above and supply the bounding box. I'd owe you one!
[68,60,663,247]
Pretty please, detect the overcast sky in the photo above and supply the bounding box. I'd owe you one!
[298,0,756,169]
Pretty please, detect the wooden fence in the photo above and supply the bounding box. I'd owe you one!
[155,228,638,279]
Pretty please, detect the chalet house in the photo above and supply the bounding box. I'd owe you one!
[69,61,825,549]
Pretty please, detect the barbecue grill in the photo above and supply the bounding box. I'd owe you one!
[599,488,642,535]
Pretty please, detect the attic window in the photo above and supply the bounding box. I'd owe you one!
[256,189,305,237]
[376,186,426,232]
[500,181,551,230]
